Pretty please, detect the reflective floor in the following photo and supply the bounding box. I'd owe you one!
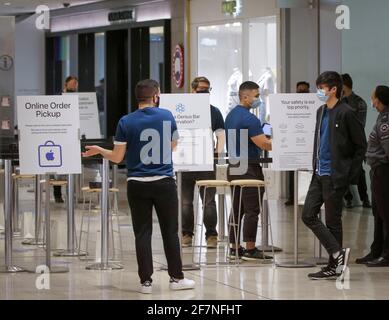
[0,172,388,300]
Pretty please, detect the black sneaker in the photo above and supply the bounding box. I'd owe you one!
[345,200,353,209]
[333,248,351,279]
[55,197,64,203]
[308,266,337,280]
[228,247,245,260]
[362,199,372,209]
[242,248,273,261]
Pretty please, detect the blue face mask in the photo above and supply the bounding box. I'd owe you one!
[251,97,263,109]
[316,89,329,102]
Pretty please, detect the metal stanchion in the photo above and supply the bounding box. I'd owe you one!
[309,209,328,265]
[22,175,44,246]
[217,194,226,241]
[178,171,199,270]
[277,170,315,268]
[0,159,25,273]
[41,174,68,273]
[12,173,21,237]
[54,174,86,257]
[86,159,123,270]
[112,164,119,213]
[257,159,282,252]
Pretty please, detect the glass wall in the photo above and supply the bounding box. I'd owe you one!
[150,26,165,90]
[198,23,242,118]
[197,16,277,119]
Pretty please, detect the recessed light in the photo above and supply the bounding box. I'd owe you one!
[4,2,12,5]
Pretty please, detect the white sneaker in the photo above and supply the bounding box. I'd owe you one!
[139,281,152,294]
[169,278,195,291]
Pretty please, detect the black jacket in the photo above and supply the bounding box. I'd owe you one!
[312,100,367,189]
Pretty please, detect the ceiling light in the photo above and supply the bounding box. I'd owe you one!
[4,2,11,5]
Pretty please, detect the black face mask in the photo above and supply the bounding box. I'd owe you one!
[155,96,160,107]
[66,89,77,93]
[196,90,210,94]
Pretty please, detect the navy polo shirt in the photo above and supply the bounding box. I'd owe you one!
[225,105,264,162]
[114,107,178,178]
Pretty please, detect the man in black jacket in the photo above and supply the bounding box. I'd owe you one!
[302,71,367,280]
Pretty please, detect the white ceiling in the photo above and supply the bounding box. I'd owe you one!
[0,0,107,15]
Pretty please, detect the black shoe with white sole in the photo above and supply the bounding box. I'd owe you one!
[308,266,338,280]
[334,248,351,278]
[242,248,273,261]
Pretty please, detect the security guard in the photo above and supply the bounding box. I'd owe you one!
[341,74,371,208]
[356,85,389,267]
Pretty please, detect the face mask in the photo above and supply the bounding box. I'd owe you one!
[251,97,262,109]
[196,89,210,94]
[316,89,329,102]
[66,89,76,93]
[155,96,160,107]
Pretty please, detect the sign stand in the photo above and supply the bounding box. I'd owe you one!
[26,174,69,273]
[22,175,44,246]
[54,174,87,257]
[0,159,25,273]
[257,154,283,252]
[86,159,123,271]
[277,170,315,268]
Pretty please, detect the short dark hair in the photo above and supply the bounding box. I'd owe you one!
[239,81,259,98]
[375,85,389,106]
[65,76,78,84]
[341,73,353,89]
[191,77,210,90]
[135,79,160,103]
[296,81,310,89]
[316,71,343,99]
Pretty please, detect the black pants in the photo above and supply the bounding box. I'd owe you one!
[228,163,264,244]
[53,186,62,199]
[127,178,184,283]
[370,166,389,259]
[344,165,369,202]
[182,171,218,239]
[302,175,347,255]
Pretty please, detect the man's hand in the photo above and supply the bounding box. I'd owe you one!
[82,145,102,158]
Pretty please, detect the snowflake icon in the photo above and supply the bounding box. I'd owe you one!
[176,103,186,113]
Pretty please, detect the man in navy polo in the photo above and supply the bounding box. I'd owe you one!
[83,79,195,294]
[225,81,273,261]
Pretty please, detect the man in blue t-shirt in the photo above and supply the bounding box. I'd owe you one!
[82,79,195,294]
[225,81,272,261]
[181,77,225,249]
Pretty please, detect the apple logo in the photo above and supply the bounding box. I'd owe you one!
[46,150,55,161]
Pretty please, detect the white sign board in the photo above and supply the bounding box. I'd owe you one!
[64,92,101,139]
[269,93,322,171]
[17,95,82,174]
[160,94,214,172]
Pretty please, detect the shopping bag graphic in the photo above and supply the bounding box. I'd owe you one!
[38,141,63,168]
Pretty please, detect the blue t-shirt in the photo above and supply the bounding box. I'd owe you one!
[114,107,178,178]
[317,108,331,176]
[225,105,264,161]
